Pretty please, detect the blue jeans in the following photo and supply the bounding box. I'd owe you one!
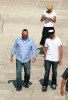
[43,60,58,87]
[16,59,31,87]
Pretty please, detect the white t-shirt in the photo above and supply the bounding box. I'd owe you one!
[45,37,62,62]
[43,11,56,27]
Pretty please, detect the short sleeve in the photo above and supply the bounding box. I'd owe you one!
[53,11,56,16]
[42,11,46,18]
[58,38,62,46]
[62,68,68,80]
[45,39,48,47]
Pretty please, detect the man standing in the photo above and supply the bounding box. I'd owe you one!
[61,68,68,100]
[42,29,63,91]
[10,29,37,91]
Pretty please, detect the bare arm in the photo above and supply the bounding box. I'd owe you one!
[59,45,63,65]
[40,16,45,22]
[50,16,56,23]
[40,16,47,22]
[61,79,66,96]
[44,47,48,66]
[46,16,56,23]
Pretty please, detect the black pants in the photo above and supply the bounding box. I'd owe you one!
[40,27,54,46]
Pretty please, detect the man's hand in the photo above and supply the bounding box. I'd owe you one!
[10,55,14,62]
[61,89,64,96]
[61,79,66,96]
[32,59,35,63]
[59,59,61,65]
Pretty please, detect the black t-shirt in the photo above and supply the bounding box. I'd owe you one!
[62,68,68,91]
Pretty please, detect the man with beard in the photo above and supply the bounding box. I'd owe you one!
[10,29,37,91]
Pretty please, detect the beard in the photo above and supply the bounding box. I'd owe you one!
[22,36,28,40]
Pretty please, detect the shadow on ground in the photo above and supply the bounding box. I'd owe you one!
[39,79,52,86]
[36,47,44,54]
[8,80,33,88]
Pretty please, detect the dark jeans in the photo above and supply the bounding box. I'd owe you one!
[43,60,58,87]
[16,59,31,87]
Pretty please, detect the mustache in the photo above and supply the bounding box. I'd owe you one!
[22,36,28,39]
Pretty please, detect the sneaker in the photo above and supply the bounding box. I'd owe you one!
[25,83,29,88]
[42,85,47,92]
[51,84,56,90]
[23,82,29,88]
[16,86,22,91]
